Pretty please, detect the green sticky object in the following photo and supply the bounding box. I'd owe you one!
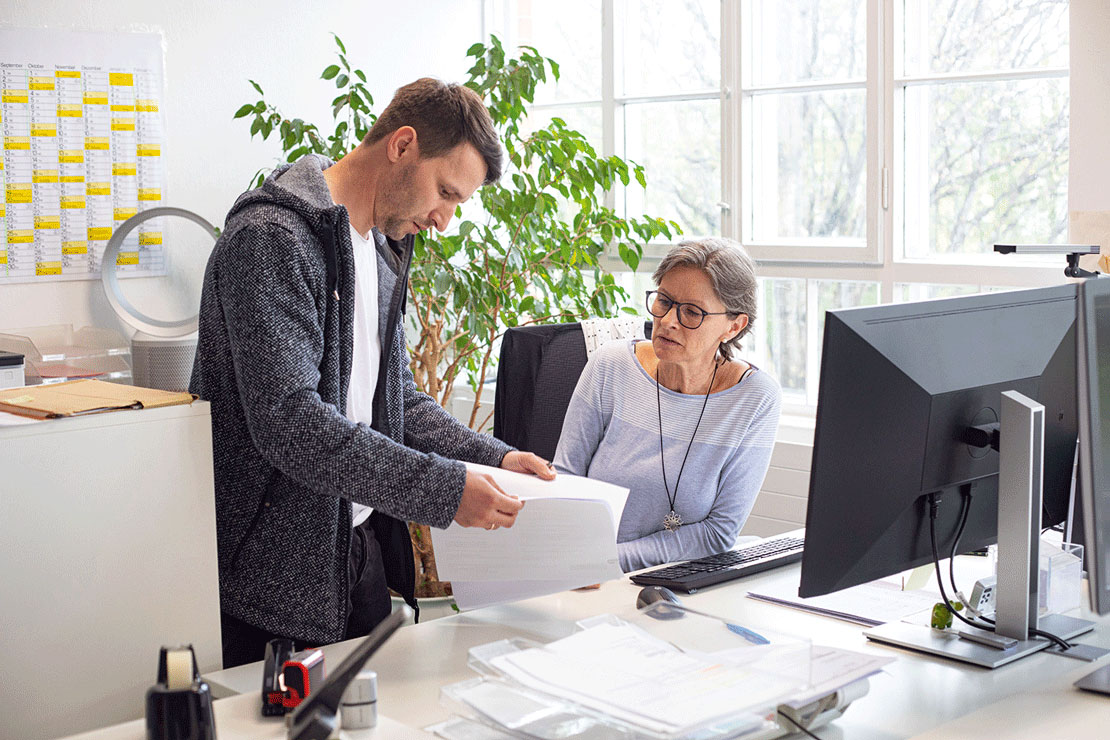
[930,601,964,629]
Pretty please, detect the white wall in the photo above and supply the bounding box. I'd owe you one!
[1070,0,1110,268]
[0,0,483,336]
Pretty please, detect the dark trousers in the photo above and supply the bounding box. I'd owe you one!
[220,517,393,668]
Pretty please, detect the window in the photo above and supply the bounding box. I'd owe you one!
[487,1,1070,411]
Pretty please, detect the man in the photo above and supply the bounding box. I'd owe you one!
[191,78,552,668]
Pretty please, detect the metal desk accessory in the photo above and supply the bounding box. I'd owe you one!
[286,606,409,740]
[993,243,1101,279]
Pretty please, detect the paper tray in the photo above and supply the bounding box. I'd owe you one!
[438,604,817,740]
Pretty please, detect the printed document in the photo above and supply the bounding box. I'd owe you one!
[432,464,629,610]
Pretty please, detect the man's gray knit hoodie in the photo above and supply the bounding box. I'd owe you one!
[190,155,511,643]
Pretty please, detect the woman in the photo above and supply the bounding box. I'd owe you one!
[554,238,781,572]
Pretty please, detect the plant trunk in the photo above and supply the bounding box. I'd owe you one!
[409,521,452,598]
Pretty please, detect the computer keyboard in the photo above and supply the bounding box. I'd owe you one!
[630,534,805,593]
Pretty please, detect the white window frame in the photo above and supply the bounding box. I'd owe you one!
[485,0,1073,416]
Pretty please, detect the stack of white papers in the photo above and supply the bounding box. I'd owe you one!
[487,623,795,735]
[432,464,629,610]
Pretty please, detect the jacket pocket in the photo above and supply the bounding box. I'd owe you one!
[225,470,278,575]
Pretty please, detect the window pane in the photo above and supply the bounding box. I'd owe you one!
[902,77,1068,258]
[752,277,807,399]
[623,99,721,238]
[748,0,866,85]
[750,90,866,242]
[617,0,720,96]
[902,0,1068,75]
[814,279,879,364]
[514,0,601,103]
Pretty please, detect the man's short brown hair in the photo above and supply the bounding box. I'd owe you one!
[364,78,502,185]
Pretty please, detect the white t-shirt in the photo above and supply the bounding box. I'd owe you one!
[347,224,380,527]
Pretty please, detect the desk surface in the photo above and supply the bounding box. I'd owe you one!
[58,693,434,740]
[202,561,1110,739]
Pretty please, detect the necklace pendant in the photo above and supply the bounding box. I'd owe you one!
[663,510,683,532]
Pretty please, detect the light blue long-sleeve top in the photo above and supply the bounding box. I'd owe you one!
[553,339,782,572]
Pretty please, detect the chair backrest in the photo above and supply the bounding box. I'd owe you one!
[493,323,588,462]
[493,321,653,461]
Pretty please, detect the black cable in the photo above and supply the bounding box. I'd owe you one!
[947,486,973,598]
[777,710,824,739]
[928,493,1073,651]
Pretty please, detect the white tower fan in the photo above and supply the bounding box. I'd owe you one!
[102,207,218,392]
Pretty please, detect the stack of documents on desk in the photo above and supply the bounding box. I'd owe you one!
[432,464,629,610]
[747,578,939,627]
[435,614,892,739]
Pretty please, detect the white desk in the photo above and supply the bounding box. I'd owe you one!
[57,692,434,740]
[203,563,1110,738]
[1,402,222,740]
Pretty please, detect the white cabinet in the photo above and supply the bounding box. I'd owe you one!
[0,402,221,740]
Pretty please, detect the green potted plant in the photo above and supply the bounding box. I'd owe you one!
[237,34,678,601]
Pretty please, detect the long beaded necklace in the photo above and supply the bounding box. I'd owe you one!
[656,359,720,532]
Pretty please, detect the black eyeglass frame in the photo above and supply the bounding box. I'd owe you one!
[645,290,740,330]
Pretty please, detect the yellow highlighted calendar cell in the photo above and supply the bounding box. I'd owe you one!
[59,149,84,163]
[139,232,162,246]
[35,217,61,229]
[114,207,138,221]
[136,144,161,157]
[56,70,81,78]
[62,242,88,255]
[29,76,55,91]
[33,170,59,183]
[5,187,32,204]
[36,262,63,275]
[5,137,31,150]
[85,137,109,150]
[138,188,161,201]
[112,163,137,176]
[57,104,83,117]
[88,227,113,241]
[83,92,109,105]
[136,99,159,112]
[110,104,135,112]
[61,196,85,209]
[111,117,136,131]
[0,252,6,265]
[8,230,34,244]
[86,183,110,196]
[31,124,57,137]
[0,205,4,218]
[115,252,139,265]
[3,89,29,104]
[109,73,134,86]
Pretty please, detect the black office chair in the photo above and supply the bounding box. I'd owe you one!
[493,323,588,462]
[492,321,652,462]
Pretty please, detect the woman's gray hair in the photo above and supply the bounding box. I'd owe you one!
[652,237,758,361]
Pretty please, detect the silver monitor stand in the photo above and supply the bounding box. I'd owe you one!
[866,391,1103,669]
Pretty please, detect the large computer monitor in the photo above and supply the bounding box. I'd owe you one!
[1078,278,1110,616]
[800,284,1079,603]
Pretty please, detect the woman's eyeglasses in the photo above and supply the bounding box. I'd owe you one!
[645,290,737,330]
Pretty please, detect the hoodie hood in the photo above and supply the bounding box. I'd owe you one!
[225,154,342,232]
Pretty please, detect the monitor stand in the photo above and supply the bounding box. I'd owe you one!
[866,391,1104,669]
